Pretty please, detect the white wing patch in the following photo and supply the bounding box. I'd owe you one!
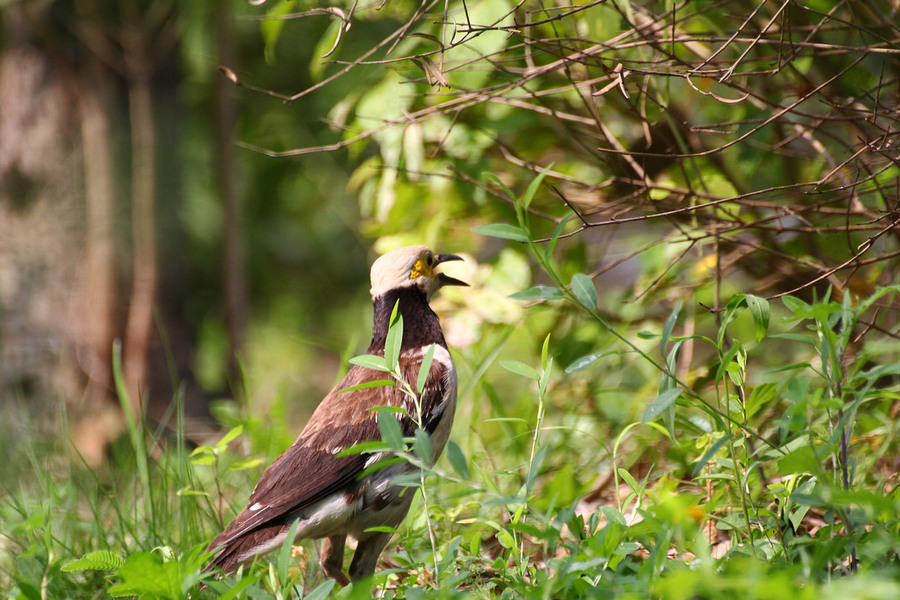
[418,344,453,369]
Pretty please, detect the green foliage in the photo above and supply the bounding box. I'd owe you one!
[3,1,900,598]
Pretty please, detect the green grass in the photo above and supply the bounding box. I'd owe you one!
[3,186,900,599]
[3,278,900,598]
[4,187,900,598]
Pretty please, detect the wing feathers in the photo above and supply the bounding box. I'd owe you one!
[207,351,453,569]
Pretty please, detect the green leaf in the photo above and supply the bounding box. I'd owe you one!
[277,519,301,583]
[217,425,243,448]
[526,446,549,494]
[414,428,432,464]
[745,294,770,342]
[660,299,682,357]
[522,163,553,212]
[446,440,469,478]
[500,359,540,380]
[546,213,575,261]
[472,223,530,242]
[107,552,181,598]
[216,574,260,600]
[541,333,551,371]
[377,408,405,451]
[718,293,746,347]
[417,344,436,394]
[303,579,337,600]
[570,273,598,309]
[348,354,390,372]
[338,379,395,393]
[336,440,392,457]
[565,353,603,373]
[777,445,820,476]
[508,286,564,302]
[483,172,516,203]
[692,433,734,476]
[600,506,627,526]
[781,295,812,318]
[617,468,640,494]
[261,0,297,64]
[62,551,125,572]
[228,459,264,472]
[642,388,681,423]
[385,305,403,370]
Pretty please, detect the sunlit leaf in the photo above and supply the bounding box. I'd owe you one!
[570,273,598,309]
[642,388,681,423]
[62,551,124,572]
[509,286,564,302]
[500,359,540,380]
[349,355,390,372]
[472,223,530,242]
[446,440,469,478]
[377,408,405,451]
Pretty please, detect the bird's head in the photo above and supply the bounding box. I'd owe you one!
[370,245,467,301]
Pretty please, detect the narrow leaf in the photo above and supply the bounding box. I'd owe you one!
[617,468,640,493]
[336,440,392,457]
[541,334,551,371]
[526,446,549,494]
[565,353,603,374]
[446,440,469,478]
[718,293,746,347]
[348,355,390,372]
[781,294,812,318]
[522,163,553,212]
[508,286,564,302]
[500,359,540,381]
[228,459,264,472]
[660,299,682,357]
[338,379,395,393]
[570,273,598,309]
[472,223,530,242]
[546,213,575,261]
[277,519,301,582]
[417,344,436,394]
[642,388,681,423]
[745,294,770,342]
[217,575,260,600]
[299,579,335,600]
[217,425,243,448]
[692,433,734,476]
[278,519,300,582]
[414,428,432,464]
[385,308,403,370]
[483,172,516,202]
[378,408,405,451]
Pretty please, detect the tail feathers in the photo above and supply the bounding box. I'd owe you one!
[204,521,291,575]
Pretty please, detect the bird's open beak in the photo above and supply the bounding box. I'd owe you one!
[434,254,468,287]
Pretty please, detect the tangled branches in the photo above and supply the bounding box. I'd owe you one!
[232,0,899,321]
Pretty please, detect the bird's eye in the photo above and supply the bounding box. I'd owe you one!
[426,254,435,267]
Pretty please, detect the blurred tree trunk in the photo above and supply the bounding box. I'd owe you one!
[216,2,247,394]
[122,26,159,411]
[69,68,123,466]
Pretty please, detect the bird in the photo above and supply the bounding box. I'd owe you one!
[205,245,466,585]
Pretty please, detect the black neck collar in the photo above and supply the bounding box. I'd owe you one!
[369,286,447,352]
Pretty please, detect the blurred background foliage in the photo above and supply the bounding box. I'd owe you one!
[1,0,899,596]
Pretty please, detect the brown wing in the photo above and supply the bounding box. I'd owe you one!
[207,353,453,567]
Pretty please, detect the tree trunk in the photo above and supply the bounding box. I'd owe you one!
[122,29,158,412]
[216,3,248,394]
